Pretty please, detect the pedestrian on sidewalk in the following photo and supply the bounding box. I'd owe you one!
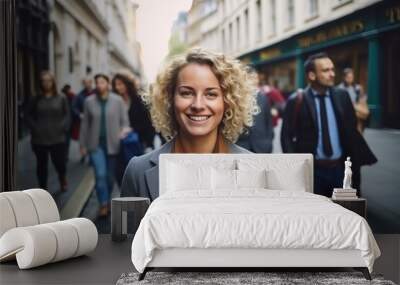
[280,52,377,197]
[25,70,70,192]
[337,68,369,134]
[112,72,155,187]
[79,74,129,217]
[112,71,155,151]
[61,84,76,161]
[258,72,286,128]
[72,76,94,163]
[236,72,274,153]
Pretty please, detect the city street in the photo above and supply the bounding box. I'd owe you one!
[16,124,399,235]
[271,122,400,234]
[1,0,399,284]
[362,128,400,233]
[8,0,399,238]
[17,137,93,218]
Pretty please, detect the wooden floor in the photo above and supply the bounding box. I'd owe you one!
[0,235,134,285]
[0,234,398,284]
[373,234,400,284]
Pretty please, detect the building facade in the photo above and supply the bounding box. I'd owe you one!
[16,0,50,138]
[168,12,189,58]
[48,0,143,93]
[106,0,142,77]
[16,0,143,139]
[188,0,400,129]
[48,0,109,92]
[187,0,221,52]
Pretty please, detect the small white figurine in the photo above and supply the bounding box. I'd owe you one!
[343,157,353,189]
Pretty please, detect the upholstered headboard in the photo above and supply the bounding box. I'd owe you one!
[159,154,314,195]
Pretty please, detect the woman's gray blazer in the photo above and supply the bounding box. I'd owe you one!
[79,93,129,155]
[120,140,251,201]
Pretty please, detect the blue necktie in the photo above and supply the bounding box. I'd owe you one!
[317,94,333,157]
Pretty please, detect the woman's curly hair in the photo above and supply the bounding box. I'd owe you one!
[141,48,259,143]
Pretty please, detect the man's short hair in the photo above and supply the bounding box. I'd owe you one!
[61,84,71,93]
[304,52,330,74]
[94,73,109,83]
[343,67,354,76]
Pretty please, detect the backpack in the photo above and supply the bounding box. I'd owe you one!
[120,131,144,165]
[290,89,304,144]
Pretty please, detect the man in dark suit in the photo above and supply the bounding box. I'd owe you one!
[281,52,376,197]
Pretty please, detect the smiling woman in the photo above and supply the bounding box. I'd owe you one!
[172,63,226,153]
[121,48,259,200]
[144,48,259,145]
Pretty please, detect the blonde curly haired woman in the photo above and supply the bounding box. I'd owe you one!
[121,48,259,201]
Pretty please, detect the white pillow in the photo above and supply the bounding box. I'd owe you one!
[212,168,236,190]
[167,162,212,191]
[266,163,307,191]
[237,158,308,192]
[236,169,267,189]
[211,168,268,190]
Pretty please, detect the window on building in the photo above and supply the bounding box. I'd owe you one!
[334,0,352,4]
[222,28,225,52]
[309,0,318,17]
[202,0,218,16]
[270,0,277,36]
[256,0,262,42]
[287,0,295,29]
[229,22,233,51]
[332,0,353,9]
[244,8,249,46]
[68,47,74,73]
[236,16,240,50]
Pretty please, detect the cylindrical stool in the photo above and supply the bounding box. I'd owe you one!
[111,197,150,242]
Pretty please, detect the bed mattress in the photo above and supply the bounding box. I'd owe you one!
[131,190,380,273]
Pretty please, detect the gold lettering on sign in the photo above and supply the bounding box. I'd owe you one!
[298,20,364,48]
[260,48,281,61]
[386,7,400,23]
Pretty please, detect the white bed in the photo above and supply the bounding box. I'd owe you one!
[130,154,380,280]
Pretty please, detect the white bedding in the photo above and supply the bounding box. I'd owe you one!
[131,190,380,273]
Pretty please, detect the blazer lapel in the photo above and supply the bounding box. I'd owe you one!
[144,167,158,201]
[329,88,345,125]
[303,87,318,129]
[144,141,173,200]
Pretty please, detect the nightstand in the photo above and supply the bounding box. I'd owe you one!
[111,197,150,242]
[331,198,367,218]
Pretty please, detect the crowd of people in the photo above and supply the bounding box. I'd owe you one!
[26,48,376,217]
[26,69,155,216]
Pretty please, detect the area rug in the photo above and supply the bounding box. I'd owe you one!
[116,271,396,285]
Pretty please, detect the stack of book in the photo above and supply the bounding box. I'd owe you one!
[332,188,358,200]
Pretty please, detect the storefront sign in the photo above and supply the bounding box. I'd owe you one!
[259,48,281,61]
[298,20,364,48]
[241,1,400,66]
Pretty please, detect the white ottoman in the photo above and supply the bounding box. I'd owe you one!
[0,190,98,269]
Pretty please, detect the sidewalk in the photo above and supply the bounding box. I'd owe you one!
[361,128,400,234]
[80,136,164,233]
[80,185,120,234]
[17,136,93,213]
